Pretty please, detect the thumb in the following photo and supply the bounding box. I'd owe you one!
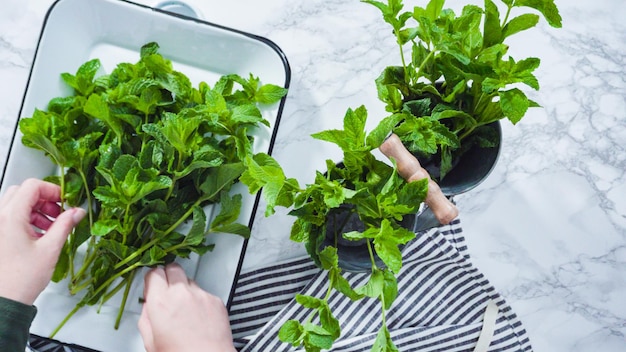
[39,208,86,253]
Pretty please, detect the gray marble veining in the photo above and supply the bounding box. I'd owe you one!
[0,0,624,351]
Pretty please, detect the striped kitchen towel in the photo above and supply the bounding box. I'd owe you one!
[230,219,532,351]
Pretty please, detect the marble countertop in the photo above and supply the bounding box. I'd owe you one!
[1,0,624,351]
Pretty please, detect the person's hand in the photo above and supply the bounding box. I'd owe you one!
[0,178,86,305]
[138,263,236,352]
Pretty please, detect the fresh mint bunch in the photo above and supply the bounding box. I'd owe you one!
[242,105,428,351]
[364,0,561,179]
[19,42,287,335]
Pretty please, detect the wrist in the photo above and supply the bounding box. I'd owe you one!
[0,287,35,306]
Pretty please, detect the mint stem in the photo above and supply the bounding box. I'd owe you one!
[115,271,136,329]
[50,303,84,339]
[113,197,204,270]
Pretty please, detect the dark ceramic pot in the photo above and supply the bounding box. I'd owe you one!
[423,121,501,195]
[321,204,416,273]
[413,120,502,231]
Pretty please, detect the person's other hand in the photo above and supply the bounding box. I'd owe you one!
[0,178,86,305]
[138,263,237,352]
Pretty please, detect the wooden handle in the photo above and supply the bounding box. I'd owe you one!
[379,133,458,225]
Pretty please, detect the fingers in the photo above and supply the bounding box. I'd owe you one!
[144,264,191,296]
[31,212,54,233]
[35,199,62,218]
[30,201,63,231]
[138,304,155,352]
[12,179,61,214]
[144,266,168,299]
[37,208,86,252]
[164,263,189,286]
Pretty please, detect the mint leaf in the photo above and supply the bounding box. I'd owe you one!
[312,105,371,152]
[502,14,540,39]
[311,129,348,150]
[19,108,76,166]
[372,326,399,352]
[382,269,398,309]
[477,44,508,63]
[373,231,404,273]
[425,0,445,21]
[255,83,288,104]
[499,88,530,124]
[92,186,125,208]
[355,268,384,298]
[331,268,364,301]
[303,323,334,350]
[513,0,562,28]
[184,206,207,246]
[279,320,304,346]
[209,192,251,238]
[366,113,403,148]
[61,58,101,96]
[440,145,453,179]
[140,42,160,58]
[231,104,268,126]
[319,246,339,271]
[240,154,299,215]
[343,105,368,149]
[92,219,120,237]
[84,94,126,145]
[395,115,457,155]
[317,303,341,340]
[157,112,203,158]
[319,179,357,208]
[51,244,70,282]
[139,246,167,266]
[198,162,245,200]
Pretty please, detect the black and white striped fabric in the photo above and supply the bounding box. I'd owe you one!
[230,219,532,351]
[29,218,531,351]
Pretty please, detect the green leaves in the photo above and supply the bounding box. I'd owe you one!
[276,105,425,352]
[499,88,530,124]
[372,326,399,352]
[395,113,460,156]
[153,112,203,158]
[19,109,68,165]
[276,0,559,348]
[502,13,540,39]
[364,0,561,181]
[255,84,289,104]
[95,154,172,206]
[240,153,300,216]
[361,0,410,42]
[19,42,287,332]
[279,290,341,351]
[513,0,562,28]
[483,0,503,47]
[198,162,246,200]
[209,192,251,238]
[61,58,101,96]
[312,105,370,152]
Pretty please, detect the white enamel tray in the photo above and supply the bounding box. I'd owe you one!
[0,0,290,350]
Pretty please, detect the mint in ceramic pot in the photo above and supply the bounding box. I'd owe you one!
[241,105,428,351]
[365,0,562,181]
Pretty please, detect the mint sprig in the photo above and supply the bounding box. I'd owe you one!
[241,105,427,351]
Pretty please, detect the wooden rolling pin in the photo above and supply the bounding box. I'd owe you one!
[379,133,459,225]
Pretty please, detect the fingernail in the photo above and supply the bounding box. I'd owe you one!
[72,208,87,224]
